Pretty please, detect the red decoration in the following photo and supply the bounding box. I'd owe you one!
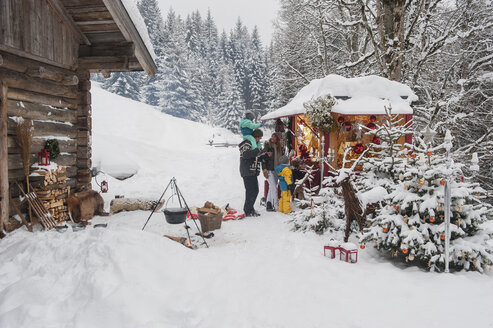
[353,143,364,154]
[344,121,352,131]
[340,247,358,263]
[411,154,417,159]
[394,205,399,211]
[370,115,377,123]
[440,180,446,185]
[367,122,377,130]
[402,248,409,254]
[372,136,381,145]
[298,144,309,159]
[427,150,432,156]
[338,116,345,124]
[440,234,445,241]
[430,217,435,223]
[37,149,50,166]
[101,180,108,193]
[383,227,389,233]
[360,244,366,250]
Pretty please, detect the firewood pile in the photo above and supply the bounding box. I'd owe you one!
[30,165,69,222]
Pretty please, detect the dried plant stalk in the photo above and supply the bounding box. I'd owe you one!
[15,119,34,178]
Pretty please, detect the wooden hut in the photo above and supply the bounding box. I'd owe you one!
[262,75,417,176]
[0,0,157,231]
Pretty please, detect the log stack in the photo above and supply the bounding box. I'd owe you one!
[30,165,69,223]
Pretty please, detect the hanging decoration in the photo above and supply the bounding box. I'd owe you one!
[44,139,60,159]
[367,122,377,130]
[369,115,377,123]
[344,121,352,131]
[338,116,345,124]
[352,143,364,154]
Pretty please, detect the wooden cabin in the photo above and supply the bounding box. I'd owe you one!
[262,75,417,176]
[0,0,157,231]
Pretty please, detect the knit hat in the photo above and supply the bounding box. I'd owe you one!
[252,129,263,138]
[279,155,289,165]
[245,111,255,121]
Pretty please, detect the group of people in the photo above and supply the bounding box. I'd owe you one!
[238,112,294,217]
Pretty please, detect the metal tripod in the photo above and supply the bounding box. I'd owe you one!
[142,177,208,248]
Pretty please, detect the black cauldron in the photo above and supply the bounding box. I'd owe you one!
[162,207,187,224]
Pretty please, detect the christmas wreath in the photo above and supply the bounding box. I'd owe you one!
[45,139,60,159]
[303,94,337,133]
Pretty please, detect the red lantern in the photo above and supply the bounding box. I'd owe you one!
[372,135,381,145]
[367,122,377,130]
[353,143,364,154]
[101,180,108,193]
[370,115,377,123]
[344,121,352,131]
[37,149,50,166]
[338,116,345,124]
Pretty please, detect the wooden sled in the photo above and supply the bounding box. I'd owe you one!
[9,180,57,231]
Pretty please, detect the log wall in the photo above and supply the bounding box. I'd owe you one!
[0,0,79,69]
[0,50,90,220]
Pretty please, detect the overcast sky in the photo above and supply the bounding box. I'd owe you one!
[156,0,280,44]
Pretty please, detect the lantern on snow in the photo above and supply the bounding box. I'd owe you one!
[101,180,108,193]
[37,149,50,166]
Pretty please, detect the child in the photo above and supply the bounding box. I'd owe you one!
[240,112,264,150]
[275,155,294,214]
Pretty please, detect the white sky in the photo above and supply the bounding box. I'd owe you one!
[157,0,280,44]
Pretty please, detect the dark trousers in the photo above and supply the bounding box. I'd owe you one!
[243,175,259,215]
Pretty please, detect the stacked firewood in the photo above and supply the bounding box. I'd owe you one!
[30,166,69,222]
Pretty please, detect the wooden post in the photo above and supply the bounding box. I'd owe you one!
[0,82,8,232]
[75,69,92,190]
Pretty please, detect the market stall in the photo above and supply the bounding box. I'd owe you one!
[262,75,418,175]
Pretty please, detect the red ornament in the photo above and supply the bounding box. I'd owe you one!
[37,149,50,166]
[370,115,377,123]
[344,121,352,131]
[360,245,366,250]
[372,135,381,145]
[367,122,377,130]
[411,154,417,159]
[402,248,409,254]
[440,234,445,241]
[427,150,432,156]
[383,227,389,233]
[101,180,108,193]
[353,143,364,154]
[338,116,345,124]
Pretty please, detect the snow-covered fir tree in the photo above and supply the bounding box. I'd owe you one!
[102,72,142,102]
[360,127,493,272]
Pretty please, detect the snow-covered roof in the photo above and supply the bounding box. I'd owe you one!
[262,75,418,120]
[121,0,157,62]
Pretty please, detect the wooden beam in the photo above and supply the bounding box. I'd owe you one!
[0,45,75,71]
[0,67,78,99]
[8,88,77,110]
[78,56,142,72]
[46,0,91,45]
[101,0,157,75]
[79,42,135,57]
[0,82,8,232]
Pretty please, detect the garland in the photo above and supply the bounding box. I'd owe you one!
[45,139,60,159]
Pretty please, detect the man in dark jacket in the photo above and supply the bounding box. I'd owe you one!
[239,128,271,217]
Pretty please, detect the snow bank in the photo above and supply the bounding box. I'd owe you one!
[262,75,417,120]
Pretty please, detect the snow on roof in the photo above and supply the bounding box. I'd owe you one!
[262,75,418,120]
[121,0,157,61]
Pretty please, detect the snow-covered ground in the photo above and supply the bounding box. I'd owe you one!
[1,85,492,328]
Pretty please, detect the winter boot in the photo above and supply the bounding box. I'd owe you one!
[260,197,266,206]
[266,201,275,212]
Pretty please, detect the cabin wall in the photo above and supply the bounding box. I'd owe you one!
[0,0,79,69]
[0,49,92,220]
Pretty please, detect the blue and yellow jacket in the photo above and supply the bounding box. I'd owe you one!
[275,164,293,191]
[239,117,262,136]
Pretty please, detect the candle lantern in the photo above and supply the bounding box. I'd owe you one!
[38,149,50,166]
[101,180,109,193]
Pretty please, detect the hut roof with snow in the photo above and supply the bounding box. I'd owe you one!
[262,75,417,120]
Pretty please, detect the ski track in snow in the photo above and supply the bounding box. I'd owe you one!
[0,85,492,328]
